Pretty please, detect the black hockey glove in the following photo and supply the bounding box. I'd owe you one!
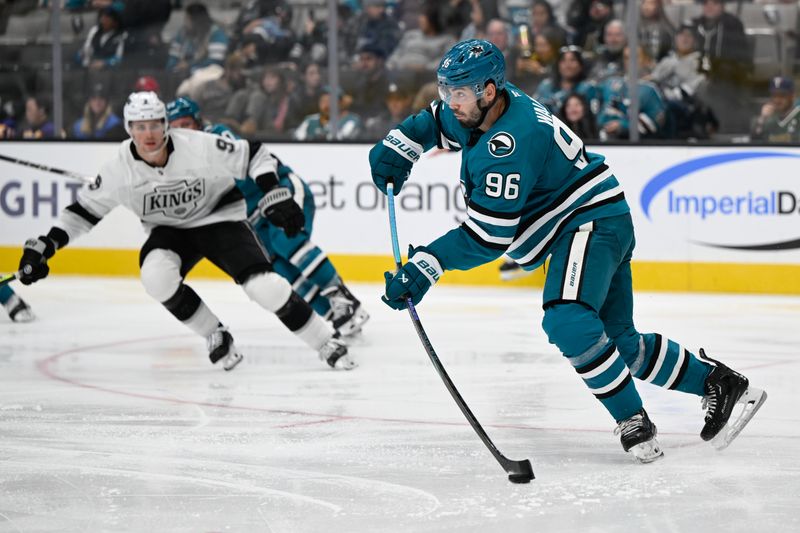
[19,235,56,285]
[258,186,304,238]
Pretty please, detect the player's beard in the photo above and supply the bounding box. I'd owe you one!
[455,103,485,129]
[455,95,497,129]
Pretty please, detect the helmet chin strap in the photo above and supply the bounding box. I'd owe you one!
[475,90,500,130]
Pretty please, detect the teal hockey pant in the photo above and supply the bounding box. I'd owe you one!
[0,284,14,304]
[540,213,711,422]
[254,199,338,318]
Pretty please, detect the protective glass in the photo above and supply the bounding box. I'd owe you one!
[438,84,483,105]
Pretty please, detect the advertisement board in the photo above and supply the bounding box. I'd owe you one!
[1,142,799,291]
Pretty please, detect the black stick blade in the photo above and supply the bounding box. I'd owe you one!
[506,459,534,484]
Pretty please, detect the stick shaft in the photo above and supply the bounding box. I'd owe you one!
[386,181,532,478]
[0,153,94,184]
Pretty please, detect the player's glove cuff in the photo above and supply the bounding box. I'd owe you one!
[407,246,443,286]
[382,128,423,164]
[259,186,292,212]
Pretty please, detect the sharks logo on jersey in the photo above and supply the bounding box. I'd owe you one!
[143,178,206,219]
[488,132,515,158]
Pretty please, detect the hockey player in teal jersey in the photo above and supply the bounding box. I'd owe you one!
[0,285,34,322]
[597,75,667,140]
[369,39,767,462]
[166,98,369,336]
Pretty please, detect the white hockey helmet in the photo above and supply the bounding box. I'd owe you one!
[123,91,168,137]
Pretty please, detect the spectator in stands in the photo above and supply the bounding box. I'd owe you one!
[691,0,752,133]
[299,3,360,65]
[751,76,800,143]
[363,80,414,139]
[349,43,391,120]
[535,45,600,116]
[78,6,127,71]
[70,82,124,140]
[516,26,564,94]
[166,3,229,76]
[234,66,294,138]
[411,81,439,110]
[439,0,473,38]
[231,0,293,50]
[486,18,519,83]
[638,0,674,62]
[559,92,599,140]
[133,75,161,96]
[289,62,325,128]
[19,95,61,139]
[355,0,403,60]
[237,5,296,64]
[190,52,248,125]
[386,2,455,73]
[457,0,488,41]
[570,0,614,51]
[597,46,667,140]
[294,87,363,141]
[116,0,172,69]
[588,19,626,83]
[529,0,568,49]
[648,24,717,139]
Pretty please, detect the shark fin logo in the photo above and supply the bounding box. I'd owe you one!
[488,132,515,158]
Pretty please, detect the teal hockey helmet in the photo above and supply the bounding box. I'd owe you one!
[166,97,201,124]
[437,39,506,105]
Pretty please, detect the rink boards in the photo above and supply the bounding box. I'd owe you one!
[0,141,799,294]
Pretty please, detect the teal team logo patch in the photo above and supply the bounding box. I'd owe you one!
[488,132,515,158]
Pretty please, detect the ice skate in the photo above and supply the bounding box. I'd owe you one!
[321,284,369,336]
[4,294,35,323]
[499,259,531,281]
[206,325,243,371]
[319,335,357,370]
[614,408,664,463]
[699,349,767,450]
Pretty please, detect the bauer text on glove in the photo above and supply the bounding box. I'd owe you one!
[369,128,422,195]
[382,245,443,310]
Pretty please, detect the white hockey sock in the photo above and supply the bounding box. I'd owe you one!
[294,312,335,351]
[183,301,221,338]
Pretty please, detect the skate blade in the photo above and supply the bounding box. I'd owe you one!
[222,352,244,371]
[711,387,767,451]
[332,354,358,371]
[630,439,664,464]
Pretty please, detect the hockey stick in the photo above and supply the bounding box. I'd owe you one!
[386,180,534,484]
[0,272,19,289]
[0,153,95,184]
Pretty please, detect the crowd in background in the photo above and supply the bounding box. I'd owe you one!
[0,0,797,143]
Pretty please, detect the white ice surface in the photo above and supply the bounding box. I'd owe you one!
[1,277,798,533]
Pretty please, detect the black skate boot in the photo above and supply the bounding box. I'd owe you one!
[699,349,767,450]
[318,334,356,370]
[498,259,530,281]
[614,408,664,463]
[206,325,243,371]
[321,283,369,336]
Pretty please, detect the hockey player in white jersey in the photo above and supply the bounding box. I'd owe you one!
[16,92,356,371]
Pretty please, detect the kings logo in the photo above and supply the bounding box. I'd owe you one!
[143,178,206,219]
